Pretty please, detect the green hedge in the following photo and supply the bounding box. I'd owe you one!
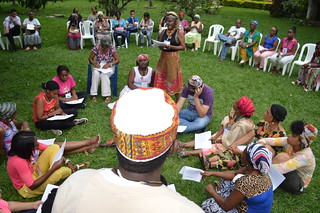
[222,0,272,10]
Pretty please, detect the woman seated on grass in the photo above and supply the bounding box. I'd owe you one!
[185,14,202,51]
[52,65,87,110]
[178,96,255,158]
[253,26,279,70]
[239,21,260,65]
[0,197,42,213]
[292,41,320,91]
[258,121,317,194]
[33,81,88,136]
[200,104,287,170]
[119,54,155,97]
[0,102,100,156]
[7,131,90,198]
[269,26,298,74]
[201,143,273,213]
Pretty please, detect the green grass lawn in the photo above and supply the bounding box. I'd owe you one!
[0,0,319,212]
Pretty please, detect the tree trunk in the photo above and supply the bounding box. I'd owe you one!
[306,0,317,20]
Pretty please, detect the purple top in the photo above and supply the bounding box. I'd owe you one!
[92,45,117,64]
[0,121,18,154]
[181,84,214,118]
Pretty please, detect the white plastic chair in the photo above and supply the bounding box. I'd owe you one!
[262,37,281,71]
[248,33,263,66]
[3,23,23,50]
[202,24,224,55]
[0,32,5,50]
[268,43,300,76]
[139,34,148,47]
[129,32,139,45]
[79,20,95,49]
[289,43,316,77]
[316,81,320,92]
[66,21,70,31]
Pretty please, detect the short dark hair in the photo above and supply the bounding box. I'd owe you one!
[8,131,36,161]
[290,26,297,34]
[144,12,150,18]
[10,9,17,13]
[57,65,70,75]
[290,120,304,135]
[42,80,59,91]
[115,11,121,16]
[130,10,135,13]
[117,149,169,174]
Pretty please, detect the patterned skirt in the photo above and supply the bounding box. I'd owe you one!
[67,32,81,50]
[154,51,183,95]
[24,31,41,45]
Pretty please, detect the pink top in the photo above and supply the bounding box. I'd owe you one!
[0,199,11,213]
[7,143,49,190]
[52,75,76,97]
[280,37,298,55]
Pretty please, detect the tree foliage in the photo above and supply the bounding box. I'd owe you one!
[0,0,59,9]
[88,0,132,16]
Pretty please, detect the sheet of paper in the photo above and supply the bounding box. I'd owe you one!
[107,102,115,110]
[194,131,212,149]
[258,45,266,51]
[94,67,113,74]
[47,114,74,121]
[167,184,176,192]
[27,24,35,30]
[237,145,247,151]
[179,166,204,182]
[36,184,59,213]
[269,165,286,191]
[50,140,66,169]
[37,138,56,146]
[63,98,84,105]
[152,39,170,48]
[177,125,187,133]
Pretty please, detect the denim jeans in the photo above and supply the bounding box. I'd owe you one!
[126,27,138,43]
[139,31,152,46]
[218,33,236,59]
[179,108,211,133]
[113,31,127,46]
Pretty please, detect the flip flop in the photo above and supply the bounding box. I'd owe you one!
[73,162,90,172]
[99,139,116,147]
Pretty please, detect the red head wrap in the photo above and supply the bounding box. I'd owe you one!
[237,96,255,116]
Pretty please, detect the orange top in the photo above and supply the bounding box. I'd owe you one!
[32,91,57,122]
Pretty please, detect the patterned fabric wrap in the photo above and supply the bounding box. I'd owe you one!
[250,20,258,28]
[188,75,203,89]
[166,11,178,19]
[247,143,271,174]
[194,14,200,19]
[136,54,149,63]
[0,102,16,119]
[300,124,318,148]
[111,88,179,162]
[237,96,254,116]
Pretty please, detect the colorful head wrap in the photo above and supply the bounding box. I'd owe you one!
[97,11,104,17]
[300,124,318,148]
[179,12,184,16]
[271,104,287,122]
[237,96,255,116]
[250,20,258,28]
[111,88,179,162]
[188,75,203,89]
[166,11,178,19]
[246,143,271,174]
[136,54,149,63]
[0,102,16,120]
[194,14,200,19]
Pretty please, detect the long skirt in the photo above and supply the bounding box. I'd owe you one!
[239,44,258,62]
[24,31,41,46]
[185,32,201,48]
[305,68,320,89]
[154,51,183,95]
[67,32,81,50]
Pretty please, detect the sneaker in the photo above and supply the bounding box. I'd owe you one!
[74,118,88,125]
[121,44,125,48]
[50,129,63,136]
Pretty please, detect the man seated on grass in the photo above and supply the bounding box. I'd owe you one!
[177,75,214,133]
[218,19,246,62]
[52,88,203,213]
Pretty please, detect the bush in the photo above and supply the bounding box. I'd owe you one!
[222,0,272,10]
[269,0,308,18]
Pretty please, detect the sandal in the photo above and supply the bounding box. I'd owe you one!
[169,140,182,155]
[99,139,116,147]
[214,181,221,194]
[105,97,111,103]
[92,97,97,102]
[65,159,71,165]
[179,149,187,158]
[73,162,90,172]
[74,118,88,125]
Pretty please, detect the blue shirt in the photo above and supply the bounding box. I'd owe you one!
[263,35,278,49]
[126,17,139,27]
[112,19,126,29]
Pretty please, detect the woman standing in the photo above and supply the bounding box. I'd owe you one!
[88,37,120,103]
[269,27,298,73]
[154,11,185,101]
[87,6,98,22]
[185,14,202,51]
[239,21,260,65]
[201,143,273,213]
[33,81,88,135]
[22,11,41,50]
[7,131,89,198]
[254,26,279,70]
[67,14,81,50]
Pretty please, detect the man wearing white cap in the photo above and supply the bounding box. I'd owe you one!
[52,88,203,213]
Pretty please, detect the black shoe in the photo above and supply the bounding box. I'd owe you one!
[2,33,8,37]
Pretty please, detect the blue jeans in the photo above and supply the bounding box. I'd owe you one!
[179,108,211,133]
[126,27,138,43]
[139,31,152,46]
[113,31,127,46]
[218,33,236,59]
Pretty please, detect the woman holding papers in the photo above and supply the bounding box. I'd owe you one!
[258,121,317,194]
[22,11,41,50]
[201,143,273,213]
[7,131,89,198]
[88,37,120,103]
[33,80,88,135]
[52,65,87,109]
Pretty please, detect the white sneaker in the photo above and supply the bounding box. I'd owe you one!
[50,129,62,136]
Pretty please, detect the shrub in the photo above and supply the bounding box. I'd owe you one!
[222,0,272,10]
[269,0,308,18]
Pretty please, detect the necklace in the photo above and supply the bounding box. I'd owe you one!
[166,28,176,40]
[264,122,279,134]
